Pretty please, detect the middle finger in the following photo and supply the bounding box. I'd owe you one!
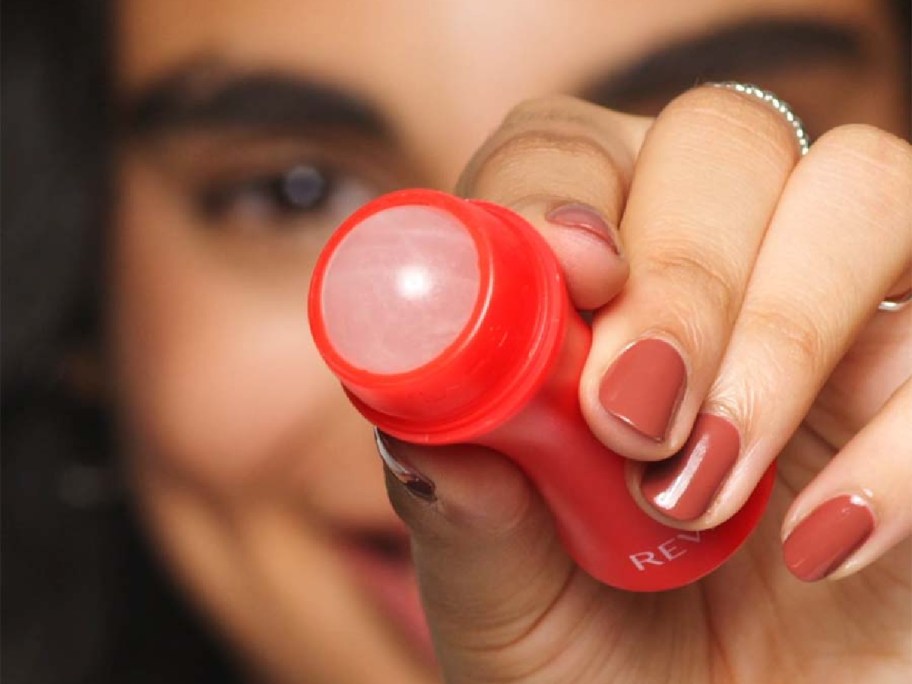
[581,85,802,459]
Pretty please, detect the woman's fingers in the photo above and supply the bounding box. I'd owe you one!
[637,124,912,527]
[375,432,601,679]
[579,85,801,459]
[782,378,912,581]
[456,95,650,310]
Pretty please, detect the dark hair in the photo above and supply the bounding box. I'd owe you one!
[898,0,912,114]
[1,1,238,682]
[1,2,909,683]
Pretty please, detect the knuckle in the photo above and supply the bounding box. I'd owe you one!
[801,125,912,243]
[810,124,912,191]
[463,128,618,204]
[642,246,741,323]
[482,126,613,172]
[460,127,622,206]
[739,301,829,375]
[662,85,800,166]
[458,95,639,202]
[500,94,598,129]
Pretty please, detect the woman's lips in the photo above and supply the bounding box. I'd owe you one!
[336,531,437,665]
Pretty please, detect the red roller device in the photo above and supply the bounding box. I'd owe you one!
[308,188,775,591]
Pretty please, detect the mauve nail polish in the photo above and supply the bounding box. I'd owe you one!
[545,203,620,255]
[783,494,874,581]
[640,413,740,521]
[598,338,686,441]
[375,429,437,502]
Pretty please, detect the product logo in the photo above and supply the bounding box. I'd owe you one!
[628,531,702,571]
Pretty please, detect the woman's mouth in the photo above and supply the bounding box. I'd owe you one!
[336,528,436,665]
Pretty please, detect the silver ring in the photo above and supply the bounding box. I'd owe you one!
[709,82,907,314]
[707,82,810,157]
[878,289,912,312]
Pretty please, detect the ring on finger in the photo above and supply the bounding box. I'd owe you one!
[878,289,912,312]
[707,81,810,156]
[707,81,908,314]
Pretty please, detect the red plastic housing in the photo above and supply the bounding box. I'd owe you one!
[308,188,776,591]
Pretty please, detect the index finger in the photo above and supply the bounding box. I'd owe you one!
[457,95,651,309]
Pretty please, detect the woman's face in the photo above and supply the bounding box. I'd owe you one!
[113,1,906,681]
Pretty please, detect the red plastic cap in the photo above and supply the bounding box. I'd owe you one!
[309,189,565,434]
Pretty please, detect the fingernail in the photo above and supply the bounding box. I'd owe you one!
[374,428,436,502]
[598,338,686,441]
[640,413,740,521]
[783,494,874,582]
[545,202,621,256]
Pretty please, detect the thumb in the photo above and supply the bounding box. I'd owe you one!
[375,429,598,681]
[454,96,648,311]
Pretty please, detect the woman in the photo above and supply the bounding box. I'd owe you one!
[4,0,910,682]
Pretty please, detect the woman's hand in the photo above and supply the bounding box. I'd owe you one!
[377,88,912,683]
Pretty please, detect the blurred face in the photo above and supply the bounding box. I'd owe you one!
[112,1,906,682]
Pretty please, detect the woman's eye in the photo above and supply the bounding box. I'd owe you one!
[199,164,329,219]
[195,163,376,234]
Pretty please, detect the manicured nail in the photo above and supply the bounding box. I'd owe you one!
[374,428,436,502]
[640,413,739,521]
[598,338,686,441]
[783,494,875,582]
[545,202,620,255]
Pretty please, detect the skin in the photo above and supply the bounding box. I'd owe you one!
[113,1,910,682]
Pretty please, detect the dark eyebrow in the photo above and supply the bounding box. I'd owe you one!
[581,19,865,109]
[121,60,391,139]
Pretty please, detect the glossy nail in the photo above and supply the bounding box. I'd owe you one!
[783,494,874,581]
[598,338,686,441]
[374,428,436,502]
[640,413,739,521]
[546,203,621,255]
